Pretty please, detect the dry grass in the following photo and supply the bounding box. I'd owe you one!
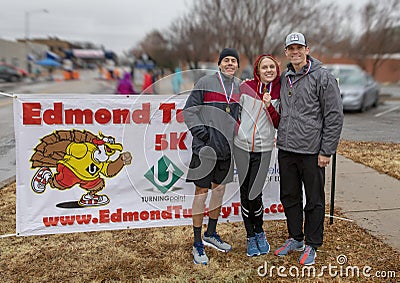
[1,140,400,282]
[337,140,400,180]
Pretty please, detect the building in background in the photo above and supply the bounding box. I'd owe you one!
[0,38,48,73]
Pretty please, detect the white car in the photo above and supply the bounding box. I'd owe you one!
[326,64,380,112]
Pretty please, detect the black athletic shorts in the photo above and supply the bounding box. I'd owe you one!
[186,154,233,188]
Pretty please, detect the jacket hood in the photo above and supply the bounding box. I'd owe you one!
[308,56,323,73]
[253,54,281,83]
[241,54,281,99]
[123,72,131,81]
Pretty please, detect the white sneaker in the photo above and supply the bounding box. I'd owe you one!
[78,193,110,206]
[193,242,209,265]
[203,232,232,252]
[31,167,52,193]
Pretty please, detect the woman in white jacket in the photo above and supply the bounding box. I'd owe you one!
[234,54,280,257]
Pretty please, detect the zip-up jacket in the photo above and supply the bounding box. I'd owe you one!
[234,54,281,153]
[277,55,343,156]
[183,72,241,160]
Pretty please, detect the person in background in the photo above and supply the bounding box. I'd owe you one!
[106,59,115,80]
[63,58,74,80]
[239,65,253,80]
[33,67,41,81]
[172,67,183,94]
[183,48,241,265]
[152,68,163,94]
[116,72,136,94]
[274,32,343,265]
[234,54,280,257]
[27,62,32,76]
[130,62,135,81]
[142,69,154,94]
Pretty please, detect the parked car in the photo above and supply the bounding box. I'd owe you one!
[0,64,24,82]
[1,63,28,77]
[326,64,380,112]
[16,66,28,77]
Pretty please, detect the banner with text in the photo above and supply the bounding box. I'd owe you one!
[13,94,284,236]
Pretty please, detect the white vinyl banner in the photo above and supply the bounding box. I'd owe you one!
[13,94,284,236]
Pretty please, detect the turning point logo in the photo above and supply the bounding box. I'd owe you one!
[144,155,184,194]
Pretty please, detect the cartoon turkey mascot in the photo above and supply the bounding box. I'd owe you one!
[30,129,132,207]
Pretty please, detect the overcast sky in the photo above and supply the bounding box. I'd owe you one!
[0,0,190,55]
[1,0,370,56]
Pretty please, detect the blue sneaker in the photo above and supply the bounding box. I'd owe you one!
[193,242,209,265]
[299,245,317,265]
[274,238,305,256]
[247,236,260,257]
[203,232,232,252]
[255,232,270,254]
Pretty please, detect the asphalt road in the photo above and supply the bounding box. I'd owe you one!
[341,99,400,143]
[339,84,400,143]
[0,96,15,187]
[0,74,399,186]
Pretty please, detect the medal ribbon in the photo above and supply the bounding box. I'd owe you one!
[218,71,234,104]
[258,82,272,95]
[254,82,272,109]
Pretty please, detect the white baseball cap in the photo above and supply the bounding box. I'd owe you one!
[285,32,307,48]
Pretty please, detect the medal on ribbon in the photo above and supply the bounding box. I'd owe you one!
[218,72,234,113]
[287,60,312,97]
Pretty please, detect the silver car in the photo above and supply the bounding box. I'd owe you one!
[326,64,380,112]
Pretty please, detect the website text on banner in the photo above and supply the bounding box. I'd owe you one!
[13,94,284,236]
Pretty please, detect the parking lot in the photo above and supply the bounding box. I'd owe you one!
[341,85,400,143]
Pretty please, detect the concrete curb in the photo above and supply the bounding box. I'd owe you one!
[0,175,15,190]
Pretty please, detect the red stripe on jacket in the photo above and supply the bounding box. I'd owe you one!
[204,91,240,103]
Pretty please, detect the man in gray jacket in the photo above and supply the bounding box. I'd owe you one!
[274,32,343,265]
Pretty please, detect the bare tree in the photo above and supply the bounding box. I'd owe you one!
[174,0,343,65]
[302,2,354,55]
[130,0,398,78]
[167,13,216,69]
[139,30,176,70]
[351,0,400,76]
